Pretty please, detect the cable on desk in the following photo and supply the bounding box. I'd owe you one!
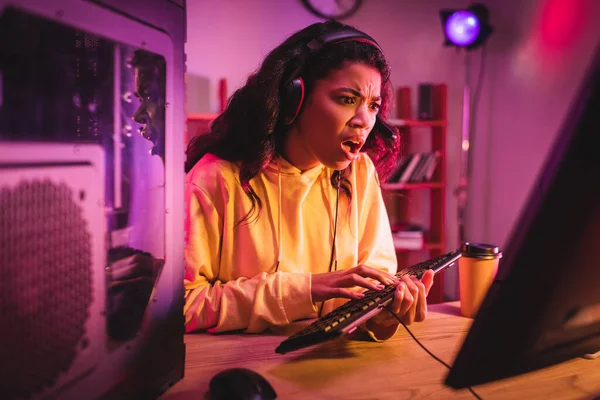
[384,307,483,400]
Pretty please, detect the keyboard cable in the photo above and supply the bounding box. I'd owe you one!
[384,307,483,400]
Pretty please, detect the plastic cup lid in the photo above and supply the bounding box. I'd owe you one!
[460,242,502,259]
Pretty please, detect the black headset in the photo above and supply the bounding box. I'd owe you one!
[280,26,397,141]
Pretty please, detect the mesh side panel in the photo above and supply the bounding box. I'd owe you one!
[0,179,93,399]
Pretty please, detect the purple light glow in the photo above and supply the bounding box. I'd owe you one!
[445,10,481,46]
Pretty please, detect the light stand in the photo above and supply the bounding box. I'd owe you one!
[440,3,493,244]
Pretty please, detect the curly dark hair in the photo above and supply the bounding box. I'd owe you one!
[185,20,400,223]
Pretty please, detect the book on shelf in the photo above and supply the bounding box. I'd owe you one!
[393,237,423,250]
[392,233,424,250]
[391,223,424,236]
[417,151,441,182]
[386,151,440,184]
[393,230,423,238]
[387,154,410,182]
[398,153,422,183]
[391,223,425,250]
[410,153,429,182]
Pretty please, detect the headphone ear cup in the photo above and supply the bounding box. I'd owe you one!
[374,117,398,141]
[281,77,305,125]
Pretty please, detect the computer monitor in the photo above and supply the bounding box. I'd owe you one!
[445,43,600,389]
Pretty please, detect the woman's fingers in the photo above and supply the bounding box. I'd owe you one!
[311,266,393,302]
[390,282,406,314]
[367,270,436,328]
[413,277,429,322]
[313,266,431,305]
[340,273,386,292]
[398,276,418,323]
[421,269,435,297]
[352,265,397,286]
[331,287,365,300]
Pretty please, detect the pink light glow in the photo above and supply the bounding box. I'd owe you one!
[537,0,589,51]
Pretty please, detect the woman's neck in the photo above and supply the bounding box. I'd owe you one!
[281,127,321,172]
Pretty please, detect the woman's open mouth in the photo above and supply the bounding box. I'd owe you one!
[341,139,363,160]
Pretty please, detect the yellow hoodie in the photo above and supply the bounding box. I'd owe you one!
[184,152,398,340]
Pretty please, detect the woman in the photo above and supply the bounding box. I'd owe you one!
[184,20,434,341]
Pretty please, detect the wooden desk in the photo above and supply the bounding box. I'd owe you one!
[162,302,600,399]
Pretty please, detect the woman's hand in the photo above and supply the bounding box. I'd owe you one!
[368,269,435,327]
[311,265,398,303]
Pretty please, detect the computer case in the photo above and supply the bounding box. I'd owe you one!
[0,0,186,398]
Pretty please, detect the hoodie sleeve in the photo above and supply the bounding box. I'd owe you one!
[355,155,401,341]
[183,182,317,334]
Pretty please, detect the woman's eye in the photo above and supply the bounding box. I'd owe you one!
[138,92,157,103]
[341,96,356,105]
[370,103,381,112]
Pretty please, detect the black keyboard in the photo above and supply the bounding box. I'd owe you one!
[275,250,462,354]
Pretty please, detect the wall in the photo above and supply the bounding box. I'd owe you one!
[184,0,600,299]
[466,0,600,252]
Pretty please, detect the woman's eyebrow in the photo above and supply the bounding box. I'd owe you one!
[336,87,381,101]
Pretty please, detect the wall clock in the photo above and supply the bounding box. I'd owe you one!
[300,0,363,20]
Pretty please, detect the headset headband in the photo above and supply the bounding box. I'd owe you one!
[306,28,382,52]
[287,27,382,81]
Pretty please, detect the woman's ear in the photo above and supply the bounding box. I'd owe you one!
[281,77,305,125]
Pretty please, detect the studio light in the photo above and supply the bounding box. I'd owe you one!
[440,3,493,50]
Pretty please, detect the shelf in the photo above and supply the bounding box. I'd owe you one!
[387,118,446,128]
[383,181,445,190]
[187,113,218,121]
[390,84,447,304]
[395,241,445,253]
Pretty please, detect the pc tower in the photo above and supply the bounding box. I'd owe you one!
[0,0,186,398]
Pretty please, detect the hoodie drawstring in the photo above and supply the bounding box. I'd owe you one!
[329,172,340,273]
[318,170,340,317]
[275,159,283,272]
[273,161,339,281]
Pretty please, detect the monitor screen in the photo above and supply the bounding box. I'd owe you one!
[445,43,600,389]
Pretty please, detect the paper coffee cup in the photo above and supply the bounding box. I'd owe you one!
[458,242,502,318]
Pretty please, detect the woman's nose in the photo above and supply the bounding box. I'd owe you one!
[349,105,374,130]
